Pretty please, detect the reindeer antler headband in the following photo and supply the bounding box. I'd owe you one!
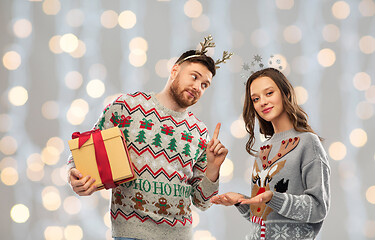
[176,35,233,69]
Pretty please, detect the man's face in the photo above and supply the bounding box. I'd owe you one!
[169,62,213,109]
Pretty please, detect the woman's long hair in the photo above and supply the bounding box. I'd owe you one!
[243,68,319,156]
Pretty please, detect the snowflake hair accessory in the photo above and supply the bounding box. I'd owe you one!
[176,35,233,69]
[241,54,284,82]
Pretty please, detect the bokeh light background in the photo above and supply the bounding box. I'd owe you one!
[1,0,375,239]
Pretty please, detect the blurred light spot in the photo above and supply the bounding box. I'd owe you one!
[65,71,83,90]
[8,86,28,106]
[356,101,373,119]
[44,226,63,240]
[184,0,203,18]
[64,225,83,240]
[103,212,111,228]
[70,40,86,58]
[129,37,148,52]
[359,0,375,17]
[276,0,294,10]
[192,14,210,32]
[43,0,61,15]
[155,59,170,78]
[230,119,247,139]
[49,35,63,54]
[100,189,111,200]
[10,204,29,223]
[364,220,375,238]
[168,57,178,70]
[322,24,340,42]
[51,167,67,186]
[118,10,136,29]
[366,186,375,204]
[283,25,301,44]
[129,50,147,67]
[0,135,18,155]
[101,10,118,29]
[192,210,200,228]
[1,167,18,185]
[66,9,84,27]
[295,86,308,105]
[243,166,252,184]
[3,51,21,70]
[27,153,45,182]
[219,158,234,183]
[42,101,59,120]
[359,35,375,54]
[251,29,269,48]
[0,114,11,133]
[27,167,44,182]
[0,157,17,170]
[87,79,105,98]
[332,1,351,19]
[353,72,371,91]
[103,94,120,109]
[365,86,375,103]
[317,48,336,67]
[350,128,367,147]
[47,137,65,154]
[67,99,89,125]
[89,63,107,80]
[63,196,81,215]
[329,142,347,161]
[193,230,216,240]
[13,19,32,38]
[41,146,60,165]
[42,186,61,211]
[60,33,79,53]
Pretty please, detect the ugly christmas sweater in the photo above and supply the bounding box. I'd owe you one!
[236,128,330,240]
[67,92,218,240]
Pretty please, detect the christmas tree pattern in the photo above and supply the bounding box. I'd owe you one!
[123,129,130,142]
[135,130,146,144]
[98,116,105,130]
[167,138,177,152]
[182,143,191,157]
[194,148,200,161]
[110,112,121,126]
[151,133,162,148]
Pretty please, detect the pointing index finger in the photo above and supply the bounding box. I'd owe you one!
[212,123,221,140]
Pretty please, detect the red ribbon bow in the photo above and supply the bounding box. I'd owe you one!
[71,129,116,189]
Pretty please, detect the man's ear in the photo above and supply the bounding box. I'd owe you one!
[170,64,180,80]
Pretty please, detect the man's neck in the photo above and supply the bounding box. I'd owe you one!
[155,90,187,113]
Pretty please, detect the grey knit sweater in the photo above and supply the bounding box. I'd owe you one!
[236,128,330,240]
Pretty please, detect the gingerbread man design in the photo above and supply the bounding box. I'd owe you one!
[153,197,171,215]
[131,192,149,212]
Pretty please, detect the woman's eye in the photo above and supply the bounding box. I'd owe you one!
[252,97,259,102]
[266,91,273,96]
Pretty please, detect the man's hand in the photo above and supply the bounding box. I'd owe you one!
[210,192,244,206]
[69,168,97,196]
[238,190,273,205]
[205,123,228,182]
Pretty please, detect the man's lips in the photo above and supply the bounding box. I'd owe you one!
[185,90,197,99]
[262,107,273,113]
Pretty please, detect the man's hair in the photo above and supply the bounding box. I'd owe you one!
[175,50,216,77]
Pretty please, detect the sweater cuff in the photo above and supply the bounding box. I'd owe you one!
[266,191,286,213]
[201,174,219,196]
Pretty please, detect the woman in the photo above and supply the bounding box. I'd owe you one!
[211,68,330,240]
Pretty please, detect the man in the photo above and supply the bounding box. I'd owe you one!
[68,37,230,240]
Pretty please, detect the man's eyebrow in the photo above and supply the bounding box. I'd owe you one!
[192,70,202,77]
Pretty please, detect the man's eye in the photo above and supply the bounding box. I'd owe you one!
[202,83,207,89]
[192,75,197,79]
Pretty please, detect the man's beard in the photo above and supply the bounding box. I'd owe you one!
[169,77,198,109]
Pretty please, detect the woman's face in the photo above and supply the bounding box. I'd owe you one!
[250,76,286,124]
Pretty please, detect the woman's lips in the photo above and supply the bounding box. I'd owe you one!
[262,107,273,113]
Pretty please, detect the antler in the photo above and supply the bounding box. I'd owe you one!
[197,35,216,55]
[215,51,233,69]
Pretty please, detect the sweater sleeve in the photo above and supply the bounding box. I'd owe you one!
[189,134,219,211]
[266,155,331,223]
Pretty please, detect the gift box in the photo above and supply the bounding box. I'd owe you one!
[68,127,136,190]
